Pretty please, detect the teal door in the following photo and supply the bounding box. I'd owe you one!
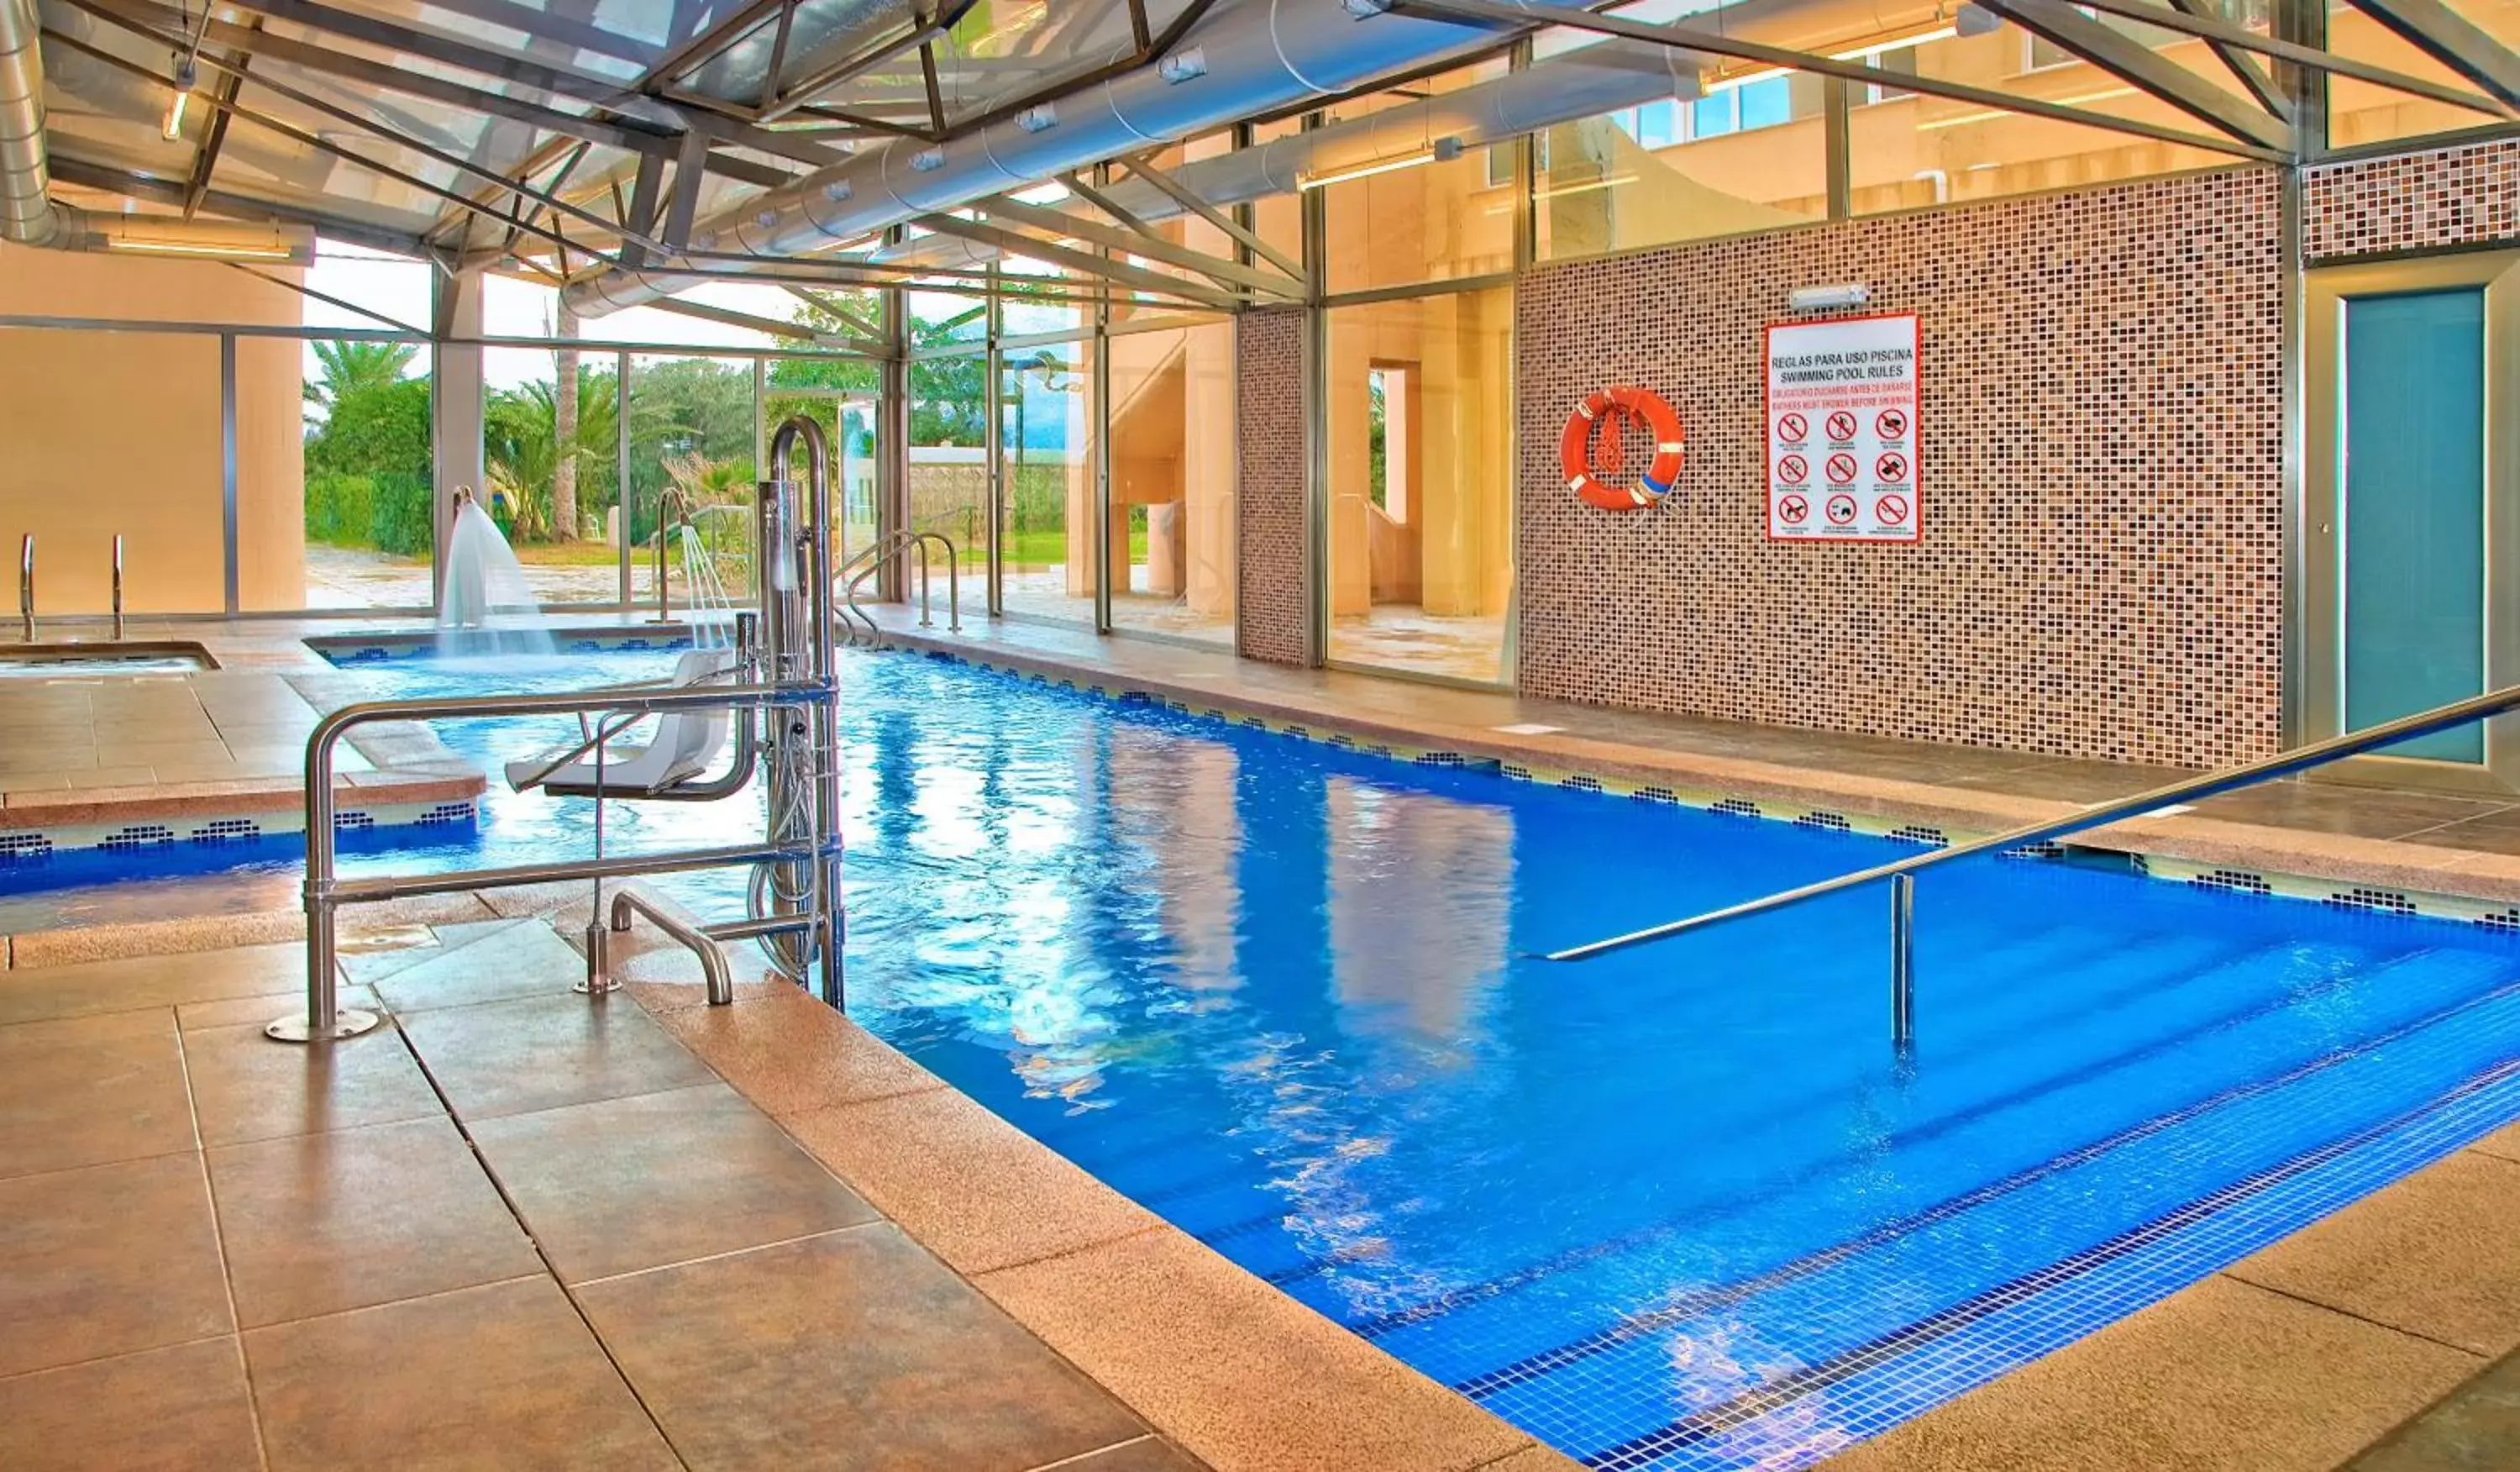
[2342,290,2486,762]
[2307,255,2516,789]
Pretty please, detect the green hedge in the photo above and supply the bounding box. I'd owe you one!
[306,471,433,556]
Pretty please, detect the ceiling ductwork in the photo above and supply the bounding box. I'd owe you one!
[563,0,1623,317]
[870,40,1702,274]
[0,0,313,259]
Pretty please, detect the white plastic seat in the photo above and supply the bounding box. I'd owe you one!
[506,649,738,797]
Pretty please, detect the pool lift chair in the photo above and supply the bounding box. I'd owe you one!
[503,646,748,800]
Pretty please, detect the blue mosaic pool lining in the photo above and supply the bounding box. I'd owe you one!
[895,643,2520,938]
[309,630,696,664]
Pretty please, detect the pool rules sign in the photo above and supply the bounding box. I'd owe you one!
[1765,313,1920,542]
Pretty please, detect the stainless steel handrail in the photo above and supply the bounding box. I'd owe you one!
[1542,680,2520,1046]
[109,534,122,640]
[601,889,733,1005]
[840,529,960,640]
[18,534,29,641]
[270,677,829,1043]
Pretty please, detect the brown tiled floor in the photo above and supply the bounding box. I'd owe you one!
[0,915,1211,1472]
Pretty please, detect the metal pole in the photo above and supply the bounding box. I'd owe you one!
[110,534,123,640]
[270,723,381,1042]
[18,534,29,641]
[1889,873,1916,1049]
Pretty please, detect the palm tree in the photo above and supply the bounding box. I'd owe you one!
[304,340,419,412]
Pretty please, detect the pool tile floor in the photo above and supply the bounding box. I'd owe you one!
[0,920,1216,1472]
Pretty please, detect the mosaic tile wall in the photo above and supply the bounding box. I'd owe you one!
[2305,137,2520,260]
[1514,166,2287,767]
[1236,307,1309,666]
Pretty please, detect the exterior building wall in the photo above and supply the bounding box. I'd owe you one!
[1236,308,1308,665]
[2304,136,2520,261]
[1515,165,2286,768]
[0,247,305,614]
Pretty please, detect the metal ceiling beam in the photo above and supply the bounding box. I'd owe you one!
[1391,0,2290,163]
[908,212,1242,308]
[49,153,430,255]
[184,18,257,218]
[223,0,685,124]
[2068,0,2511,117]
[1976,0,2291,151]
[429,134,576,244]
[647,293,874,347]
[918,37,947,136]
[2160,0,2288,119]
[74,0,685,161]
[617,149,669,266]
[753,13,957,124]
[784,283,880,337]
[2341,0,2520,108]
[226,260,430,334]
[44,24,641,267]
[638,0,788,91]
[974,191,1299,297]
[1099,159,1305,281]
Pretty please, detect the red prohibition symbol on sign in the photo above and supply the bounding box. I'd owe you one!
[1825,452,1859,485]
[1777,413,1808,443]
[1876,451,1909,483]
[1779,494,1810,524]
[1825,493,1859,525]
[1875,408,1908,441]
[1876,494,1911,526]
[1777,454,1809,483]
[1825,411,1859,442]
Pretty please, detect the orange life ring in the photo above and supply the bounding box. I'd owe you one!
[1560,386,1683,512]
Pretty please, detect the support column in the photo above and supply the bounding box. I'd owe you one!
[431,269,487,612]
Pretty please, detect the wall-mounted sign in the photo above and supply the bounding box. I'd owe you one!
[1765,313,1919,543]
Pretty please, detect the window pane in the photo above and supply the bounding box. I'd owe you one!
[1851,25,2240,215]
[1320,60,1516,293]
[481,344,622,606]
[1000,299,1095,627]
[2327,0,2517,149]
[1325,287,1514,684]
[295,338,436,611]
[1535,81,1824,264]
[627,355,760,613]
[1107,316,1236,647]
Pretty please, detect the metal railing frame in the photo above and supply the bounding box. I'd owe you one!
[839,528,960,640]
[268,677,830,1043]
[1544,681,2520,1048]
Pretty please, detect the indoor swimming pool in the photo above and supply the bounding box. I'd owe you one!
[12,644,2520,1469]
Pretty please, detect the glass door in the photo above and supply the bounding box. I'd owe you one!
[2304,253,2520,789]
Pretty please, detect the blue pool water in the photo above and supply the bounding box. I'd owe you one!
[15,646,2520,1468]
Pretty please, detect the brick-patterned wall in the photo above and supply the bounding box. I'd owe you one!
[1236,308,1308,665]
[2305,137,2520,261]
[1516,166,2286,768]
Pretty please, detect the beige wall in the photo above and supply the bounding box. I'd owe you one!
[0,246,305,614]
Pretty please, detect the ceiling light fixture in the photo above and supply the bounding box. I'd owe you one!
[160,55,197,141]
[1295,136,1462,191]
[104,237,297,260]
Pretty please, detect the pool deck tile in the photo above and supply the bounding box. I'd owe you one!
[468,1080,879,1285]
[0,939,307,1023]
[2223,1150,2520,1358]
[359,915,591,1011]
[783,1081,1167,1276]
[577,1224,1152,1472]
[0,1151,234,1379]
[1819,1276,2483,1472]
[396,990,720,1122]
[244,1275,680,1472]
[207,1112,541,1329]
[974,1226,1537,1472]
[181,1012,439,1145]
[0,1007,195,1178]
[0,1338,264,1472]
[2347,1345,2520,1471]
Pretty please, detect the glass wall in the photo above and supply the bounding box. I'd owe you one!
[626,354,762,613]
[2325,0,2519,148]
[480,345,618,606]
[906,291,991,610]
[1104,315,1238,646]
[1324,287,1515,684]
[998,285,1097,627]
[1536,74,1829,259]
[293,337,434,610]
[1321,61,1517,293]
